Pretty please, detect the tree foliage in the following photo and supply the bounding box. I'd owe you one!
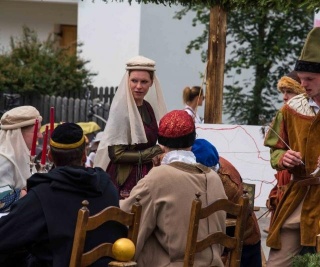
[0,26,96,96]
[292,253,320,267]
[105,0,320,12]
[175,6,313,124]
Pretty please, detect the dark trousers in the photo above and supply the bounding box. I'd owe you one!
[241,240,262,267]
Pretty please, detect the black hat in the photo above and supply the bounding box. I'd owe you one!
[50,123,84,149]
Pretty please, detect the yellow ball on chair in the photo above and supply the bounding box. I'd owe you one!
[112,238,136,262]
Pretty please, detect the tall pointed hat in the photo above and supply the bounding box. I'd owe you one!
[295,27,320,73]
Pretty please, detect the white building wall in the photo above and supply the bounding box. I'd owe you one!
[0,0,211,119]
[139,4,206,113]
[77,0,141,87]
[0,1,77,52]
[78,1,206,115]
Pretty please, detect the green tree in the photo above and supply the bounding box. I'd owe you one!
[175,6,313,124]
[0,26,96,96]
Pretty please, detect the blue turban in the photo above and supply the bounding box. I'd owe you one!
[191,138,219,167]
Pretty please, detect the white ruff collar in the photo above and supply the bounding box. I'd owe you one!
[161,150,197,165]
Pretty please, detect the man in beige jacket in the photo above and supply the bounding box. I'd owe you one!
[121,110,227,266]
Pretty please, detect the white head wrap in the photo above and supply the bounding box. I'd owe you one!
[0,105,42,130]
[94,55,167,169]
[0,106,42,188]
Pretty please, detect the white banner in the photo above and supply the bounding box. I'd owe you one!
[196,123,275,207]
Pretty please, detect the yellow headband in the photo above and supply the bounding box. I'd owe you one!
[277,76,305,95]
[50,135,85,149]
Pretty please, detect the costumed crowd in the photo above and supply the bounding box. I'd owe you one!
[0,27,320,267]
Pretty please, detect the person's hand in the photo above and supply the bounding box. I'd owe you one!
[152,154,163,167]
[282,150,303,168]
[20,188,27,198]
[317,156,320,168]
[158,144,165,152]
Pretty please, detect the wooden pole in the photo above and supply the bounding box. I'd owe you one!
[204,5,227,124]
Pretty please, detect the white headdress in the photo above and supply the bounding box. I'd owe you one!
[0,106,41,188]
[94,55,167,169]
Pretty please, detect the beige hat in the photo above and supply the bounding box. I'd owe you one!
[0,106,42,130]
[126,55,156,71]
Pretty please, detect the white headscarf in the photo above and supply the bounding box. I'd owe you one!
[0,106,42,188]
[0,129,32,188]
[94,56,167,170]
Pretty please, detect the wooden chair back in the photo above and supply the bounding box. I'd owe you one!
[69,196,142,267]
[184,193,249,267]
[242,182,255,210]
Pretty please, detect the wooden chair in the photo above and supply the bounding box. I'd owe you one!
[69,196,142,267]
[243,182,260,212]
[184,193,249,267]
[243,182,268,267]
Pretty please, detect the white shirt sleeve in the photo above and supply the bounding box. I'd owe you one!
[0,155,15,188]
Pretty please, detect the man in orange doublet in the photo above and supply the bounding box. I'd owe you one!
[264,27,320,267]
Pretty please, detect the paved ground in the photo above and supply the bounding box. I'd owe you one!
[256,207,271,264]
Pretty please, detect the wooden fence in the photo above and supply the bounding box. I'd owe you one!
[0,86,117,129]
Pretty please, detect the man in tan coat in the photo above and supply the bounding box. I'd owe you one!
[121,110,227,266]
